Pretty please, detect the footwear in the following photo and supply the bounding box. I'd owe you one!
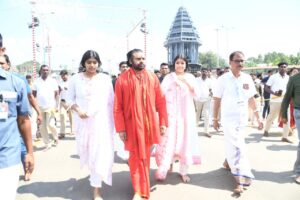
[281,138,293,143]
[53,139,58,146]
[205,132,212,138]
[58,134,65,139]
[43,144,51,152]
[263,131,269,137]
[295,176,300,184]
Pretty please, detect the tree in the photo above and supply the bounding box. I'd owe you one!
[199,51,228,69]
[16,61,41,76]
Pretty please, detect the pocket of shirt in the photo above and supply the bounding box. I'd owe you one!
[6,97,18,117]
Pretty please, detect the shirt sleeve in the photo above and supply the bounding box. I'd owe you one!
[248,76,257,98]
[66,75,76,106]
[281,78,294,119]
[266,74,274,87]
[113,77,126,132]
[16,79,30,116]
[213,76,224,98]
[32,80,37,91]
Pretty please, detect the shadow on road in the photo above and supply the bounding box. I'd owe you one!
[17,171,135,200]
[150,167,235,192]
[252,170,294,184]
[18,177,91,200]
[266,144,297,151]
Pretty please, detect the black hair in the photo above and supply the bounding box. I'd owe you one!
[173,54,188,72]
[0,33,2,48]
[277,61,288,67]
[229,51,244,61]
[26,74,32,79]
[60,69,68,76]
[39,64,48,76]
[126,48,143,67]
[119,61,127,68]
[3,54,11,66]
[79,50,101,72]
[160,62,169,68]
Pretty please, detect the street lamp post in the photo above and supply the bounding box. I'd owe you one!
[28,1,39,78]
[215,27,222,68]
[126,9,148,59]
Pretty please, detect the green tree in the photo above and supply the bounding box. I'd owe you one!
[199,51,228,69]
[16,61,41,76]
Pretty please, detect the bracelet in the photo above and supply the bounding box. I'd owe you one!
[253,109,259,113]
[212,118,218,121]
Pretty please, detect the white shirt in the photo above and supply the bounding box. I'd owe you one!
[195,77,212,102]
[213,71,256,126]
[33,77,59,109]
[266,72,289,102]
[59,80,69,100]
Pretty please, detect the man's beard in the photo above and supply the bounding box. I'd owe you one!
[132,63,145,71]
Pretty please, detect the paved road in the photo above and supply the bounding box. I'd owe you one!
[17,124,300,200]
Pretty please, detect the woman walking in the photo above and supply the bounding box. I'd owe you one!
[155,54,201,183]
[67,50,114,200]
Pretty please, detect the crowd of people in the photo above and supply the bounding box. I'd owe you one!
[1,32,299,200]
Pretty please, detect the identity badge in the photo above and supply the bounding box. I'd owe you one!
[0,102,8,119]
[243,84,249,90]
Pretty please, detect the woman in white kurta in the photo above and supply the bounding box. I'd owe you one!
[67,50,114,200]
[155,55,201,183]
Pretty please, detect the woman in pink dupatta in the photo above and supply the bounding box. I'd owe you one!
[68,50,114,200]
[155,55,201,183]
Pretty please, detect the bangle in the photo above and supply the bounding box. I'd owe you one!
[253,109,259,113]
[212,118,218,121]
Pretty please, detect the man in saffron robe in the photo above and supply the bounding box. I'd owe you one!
[114,49,168,200]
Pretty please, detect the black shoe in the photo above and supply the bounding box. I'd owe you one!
[281,138,293,143]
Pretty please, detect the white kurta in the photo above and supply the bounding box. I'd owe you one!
[155,72,201,179]
[67,73,114,186]
[213,71,256,182]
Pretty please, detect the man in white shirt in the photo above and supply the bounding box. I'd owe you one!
[213,51,263,194]
[33,65,59,150]
[58,70,72,138]
[263,62,291,143]
[195,67,213,137]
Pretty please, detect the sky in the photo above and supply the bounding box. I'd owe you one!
[1,0,300,74]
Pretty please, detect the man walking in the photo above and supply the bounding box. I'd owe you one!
[195,67,213,137]
[33,65,59,150]
[114,49,168,200]
[159,62,169,83]
[263,62,291,143]
[280,71,300,184]
[213,51,263,194]
[0,33,34,200]
[58,69,72,138]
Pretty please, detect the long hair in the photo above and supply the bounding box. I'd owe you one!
[79,50,102,73]
[126,48,143,67]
